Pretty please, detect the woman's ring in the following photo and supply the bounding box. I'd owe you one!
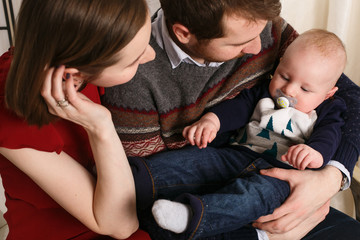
[56,99,70,107]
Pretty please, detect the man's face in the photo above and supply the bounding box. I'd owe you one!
[184,14,268,64]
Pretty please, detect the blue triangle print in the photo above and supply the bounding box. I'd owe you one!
[229,136,236,144]
[263,142,278,158]
[266,116,274,131]
[257,129,270,139]
[286,119,293,132]
[238,129,247,143]
[281,130,285,136]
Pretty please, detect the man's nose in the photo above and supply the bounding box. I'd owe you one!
[242,36,262,55]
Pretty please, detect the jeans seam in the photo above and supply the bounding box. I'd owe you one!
[236,158,265,178]
[187,196,204,240]
[139,158,156,201]
[157,183,222,190]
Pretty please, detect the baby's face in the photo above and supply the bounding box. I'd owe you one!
[269,44,339,114]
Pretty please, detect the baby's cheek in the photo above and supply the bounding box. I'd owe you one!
[296,101,315,114]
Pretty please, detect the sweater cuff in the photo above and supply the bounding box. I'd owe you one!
[332,140,359,178]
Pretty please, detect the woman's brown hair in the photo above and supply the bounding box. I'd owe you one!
[5,0,147,126]
[160,0,281,41]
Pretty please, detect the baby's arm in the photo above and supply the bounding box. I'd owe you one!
[281,144,323,170]
[182,112,220,148]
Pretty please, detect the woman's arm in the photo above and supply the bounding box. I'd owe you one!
[0,66,138,239]
[0,144,137,239]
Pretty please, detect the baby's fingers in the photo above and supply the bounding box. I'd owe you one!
[182,126,190,139]
[183,126,196,145]
[194,127,204,148]
[299,156,312,170]
[200,128,210,148]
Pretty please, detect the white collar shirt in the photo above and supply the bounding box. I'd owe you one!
[152,9,223,69]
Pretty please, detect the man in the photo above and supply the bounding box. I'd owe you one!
[102,0,360,239]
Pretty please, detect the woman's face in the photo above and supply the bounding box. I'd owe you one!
[91,16,155,87]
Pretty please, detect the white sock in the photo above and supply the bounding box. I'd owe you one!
[256,229,269,240]
[152,199,192,233]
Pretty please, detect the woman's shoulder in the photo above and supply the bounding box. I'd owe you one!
[0,48,13,71]
[0,49,63,152]
[0,48,13,95]
[0,102,64,153]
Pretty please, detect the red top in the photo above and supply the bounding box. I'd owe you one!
[0,50,150,240]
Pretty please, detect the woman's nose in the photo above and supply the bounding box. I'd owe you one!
[140,45,156,64]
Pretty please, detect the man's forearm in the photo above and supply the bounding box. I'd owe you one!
[321,165,344,194]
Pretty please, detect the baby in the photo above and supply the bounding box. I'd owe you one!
[151,29,347,238]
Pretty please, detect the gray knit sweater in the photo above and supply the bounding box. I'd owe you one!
[101,17,359,176]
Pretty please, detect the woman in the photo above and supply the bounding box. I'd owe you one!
[0,0,155,239]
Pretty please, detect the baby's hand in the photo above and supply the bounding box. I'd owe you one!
[182,113,220,149]
[281,144,323,170]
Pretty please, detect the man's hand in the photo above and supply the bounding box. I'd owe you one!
[252,166,342,234]
[266,201,329,240]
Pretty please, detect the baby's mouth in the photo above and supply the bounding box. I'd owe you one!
[274,89,297,108]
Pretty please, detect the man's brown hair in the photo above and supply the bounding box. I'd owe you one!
[160,0,281,41]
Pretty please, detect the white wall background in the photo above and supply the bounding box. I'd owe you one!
[280,0,360,85]
[0,0,358,86]
[0,0,21,54]
[0,1,358,238]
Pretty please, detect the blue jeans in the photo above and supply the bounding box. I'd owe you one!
[137,207,360,240]
[131,146,290,239]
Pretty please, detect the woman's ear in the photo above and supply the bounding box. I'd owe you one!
[172,23,193,44]
[63,68,85,90]
[325,86,338,100]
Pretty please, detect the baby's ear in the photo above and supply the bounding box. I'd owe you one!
[325,86,338,100]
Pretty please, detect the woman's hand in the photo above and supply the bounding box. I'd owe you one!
[41,65,111,133]
[253,166,342,235]
[40,65,139,237]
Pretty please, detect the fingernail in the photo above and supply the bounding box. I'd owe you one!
[66,73,70,79]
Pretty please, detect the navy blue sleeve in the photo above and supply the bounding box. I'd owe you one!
[209,81,270,134]
[307,97,346,166]
[332,74,360,177]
